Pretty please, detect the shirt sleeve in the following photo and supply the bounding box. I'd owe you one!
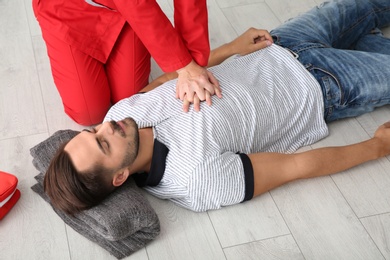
[111,0,209,72]
[183,152,254,212]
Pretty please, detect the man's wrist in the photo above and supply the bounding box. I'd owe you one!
[369,137,389,159]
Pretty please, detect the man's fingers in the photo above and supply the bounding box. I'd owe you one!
[253,30,273,49]
[253,35,265,43]
[254,29,273,43]
[253,39,272,50]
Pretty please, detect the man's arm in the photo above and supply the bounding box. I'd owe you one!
[208,27,273,67]
[141,28,273,93]
[250,122,390,197]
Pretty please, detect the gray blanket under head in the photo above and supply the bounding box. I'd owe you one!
[30,130,160,259]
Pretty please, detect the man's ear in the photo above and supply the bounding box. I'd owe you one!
[112,168,130,187]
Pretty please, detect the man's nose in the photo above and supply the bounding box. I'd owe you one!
[102,122,114,135]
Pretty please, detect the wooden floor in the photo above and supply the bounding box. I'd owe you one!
[1,0,390,259]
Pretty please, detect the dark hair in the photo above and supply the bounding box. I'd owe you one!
[44,142,115,216]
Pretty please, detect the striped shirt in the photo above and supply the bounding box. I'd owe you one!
[104,44,328,212]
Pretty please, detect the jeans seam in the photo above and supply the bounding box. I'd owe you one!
[309,65,344,105]
[273,34,328,53]
[338,6,390,41]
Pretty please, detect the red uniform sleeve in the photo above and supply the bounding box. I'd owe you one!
[111,0,210,72]
[174,0,210,67]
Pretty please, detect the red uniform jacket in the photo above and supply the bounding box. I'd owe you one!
[33,0,210,72]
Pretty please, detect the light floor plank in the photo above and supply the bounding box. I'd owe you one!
[208,193,289,248]
[216,0,264,9]
[222,3,281,34]
[0,32,47,140]
[0,0,30,36]
[224,235,304,260]
[361,213,390,259]
[145,194,226,260]
[0,134,70,260]
[265,0,318,23]
[271,175,384,260]
[208,0,240,49]
[24,0,41,37]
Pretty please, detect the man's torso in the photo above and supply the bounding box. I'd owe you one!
[104,45,328,211]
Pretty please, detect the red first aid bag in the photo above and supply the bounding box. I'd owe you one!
[0,171,21,220]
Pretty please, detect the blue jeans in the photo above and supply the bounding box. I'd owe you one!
[271,0,390,122]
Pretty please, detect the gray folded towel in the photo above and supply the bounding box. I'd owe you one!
[30,130,160,259]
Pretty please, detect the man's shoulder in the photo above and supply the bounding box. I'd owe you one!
[104,84,182,128]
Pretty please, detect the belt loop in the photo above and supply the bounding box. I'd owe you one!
[287,49,299,59]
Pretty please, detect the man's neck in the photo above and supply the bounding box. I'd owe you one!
[129,127,154,174]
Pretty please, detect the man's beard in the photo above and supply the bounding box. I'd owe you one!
[113,117,140,169]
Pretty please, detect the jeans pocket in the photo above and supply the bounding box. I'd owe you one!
[306,65,343,121]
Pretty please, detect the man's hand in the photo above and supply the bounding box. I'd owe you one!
[373,121,390,158]
[230,28,273,56]
[176,60,222,112]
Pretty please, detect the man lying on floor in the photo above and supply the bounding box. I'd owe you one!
[44,0,390,215]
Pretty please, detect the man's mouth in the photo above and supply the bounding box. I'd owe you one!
[117,121,126,136]
[110,120,126,137]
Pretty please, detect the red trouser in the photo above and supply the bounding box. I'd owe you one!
[42,23,151,126]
